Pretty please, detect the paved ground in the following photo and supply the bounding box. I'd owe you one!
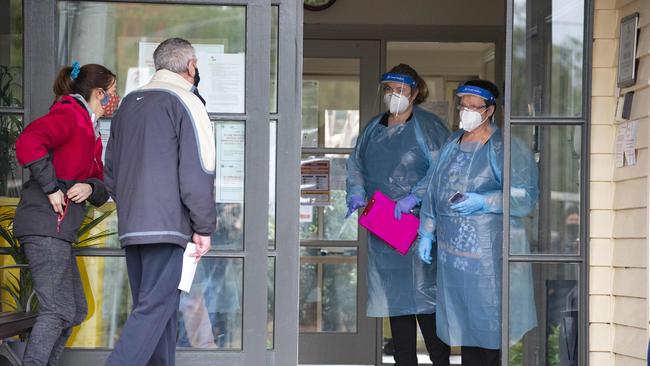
[301,354,462,365]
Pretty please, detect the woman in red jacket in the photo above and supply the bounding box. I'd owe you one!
[13,62,116,366]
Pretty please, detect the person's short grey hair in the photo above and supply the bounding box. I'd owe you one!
[153,38,196,73]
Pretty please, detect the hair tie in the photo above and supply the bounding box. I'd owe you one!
[70,61,81,80]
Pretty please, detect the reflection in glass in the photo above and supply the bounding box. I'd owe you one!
[178,258,243,350]
[300,154,357,241]
[57,2,246,113]
[0,0,23,108]
[512,0,584,117]
[302,58,360,148]
[214,121,245,250]
[68,257,244,350]
[269,121,277,248]
[267,257,275,349]
[299,247,357,333]
[67,257,131,348]
[512,125,581,255]
[509,263,579,366]
[270,6,279,114]
[0,115,22,198]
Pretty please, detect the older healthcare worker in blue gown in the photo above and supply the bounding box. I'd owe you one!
[346,64,451,366]
[417,80,538,366]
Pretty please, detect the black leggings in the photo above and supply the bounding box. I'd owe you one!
[389,313,451,366]
[460,346,500,366]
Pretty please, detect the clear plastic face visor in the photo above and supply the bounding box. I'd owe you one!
[378,73,417,116]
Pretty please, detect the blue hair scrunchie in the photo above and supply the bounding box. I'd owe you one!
[70,61,81,80]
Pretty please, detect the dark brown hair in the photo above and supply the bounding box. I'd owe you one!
[53,63,116,101]
[387,64,429,105]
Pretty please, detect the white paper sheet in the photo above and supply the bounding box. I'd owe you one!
[178,242,198,293]
[215,122,245,203]
[207,53,245,113]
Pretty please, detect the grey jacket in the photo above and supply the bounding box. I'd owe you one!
[105,70,217,248]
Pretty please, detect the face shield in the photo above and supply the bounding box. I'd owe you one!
[455,85,496,132]
[379,73,417,117]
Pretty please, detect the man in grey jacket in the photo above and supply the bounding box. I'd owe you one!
[104,38,216,366]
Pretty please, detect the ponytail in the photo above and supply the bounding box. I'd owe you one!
[53,66,76,99]
[52,62,116,101]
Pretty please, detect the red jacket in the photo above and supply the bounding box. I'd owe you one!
[13,95,109,243]
[16,95,103,181]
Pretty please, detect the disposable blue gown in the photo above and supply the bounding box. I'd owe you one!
[419,124,538,349]
[346,106,450,317]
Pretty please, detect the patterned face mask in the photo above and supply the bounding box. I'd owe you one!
[101,91,120,117]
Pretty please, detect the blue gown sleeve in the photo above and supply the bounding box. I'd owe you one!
[346,119,377,203]
[418,182,437,241]
[482,134,539,216]
[410,108,450,203]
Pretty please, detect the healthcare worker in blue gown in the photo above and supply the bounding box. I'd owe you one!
[417,80,538,366]
[346,64,451,366]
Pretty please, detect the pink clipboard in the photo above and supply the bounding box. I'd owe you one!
[358,191,420,255]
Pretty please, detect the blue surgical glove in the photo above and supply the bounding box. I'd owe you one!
[394,194,418,220]
[345,195,366,218]
[450,192,486,215]
[417,236,433,264]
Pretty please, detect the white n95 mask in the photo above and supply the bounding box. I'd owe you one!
[383,93,410,114]
[459,109,488,132]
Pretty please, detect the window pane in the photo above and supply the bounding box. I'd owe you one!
[0,114,22,198]
[57,2,246,113]
[511,125,581,255]
[302,58,360,148]
[67,257,130,348]
[509,263,579,366]
[269,121,277,249]
[68,256,244,350]
[299,247,357,333]
[512,0,584,117]
[178,258,243,350]
[300,154,357,241]
[0,0,23,108]
[267,257,275,349]
[270,6,278,114]
[214,121,244,251]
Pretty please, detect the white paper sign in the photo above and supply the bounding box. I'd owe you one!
[215,122,245,203]
[624,120,638,166]
[208,53,245,113]
[178,243,198,293]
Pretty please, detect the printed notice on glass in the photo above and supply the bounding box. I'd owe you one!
[301,159,330,206]
[215,122,245,203]
[129,42,225,97]
[208,53,245,113]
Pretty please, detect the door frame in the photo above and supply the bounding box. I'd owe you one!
[305,25,504,366]
[299,39,381,365]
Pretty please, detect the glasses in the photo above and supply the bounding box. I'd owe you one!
[456,104,488,113]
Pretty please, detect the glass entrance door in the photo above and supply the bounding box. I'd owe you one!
[503,0,590,365]
[299,39,380,365]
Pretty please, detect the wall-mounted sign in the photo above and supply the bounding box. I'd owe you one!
[300,158,330,206]
[617,13,639,88]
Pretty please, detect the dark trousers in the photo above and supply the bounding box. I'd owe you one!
[106,244,183,366]
[389,313,450,366]
[21,236,88,366]
[461,346,500,366]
